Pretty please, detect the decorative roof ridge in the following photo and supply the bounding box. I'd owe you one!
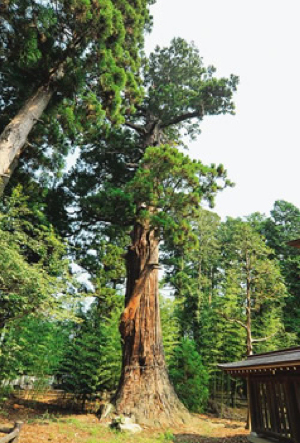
[247,346,300,359]
[218,346,300,372]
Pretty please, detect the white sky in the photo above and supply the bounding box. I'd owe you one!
[145,0,300,220]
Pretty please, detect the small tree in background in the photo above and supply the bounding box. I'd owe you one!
[59,295,122,403]
[0,317,69,385]
[262,201,300,338]
[169,338,209,413]
[218,218,289,356]
[0,186,72,332]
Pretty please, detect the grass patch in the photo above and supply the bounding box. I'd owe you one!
[84,426,176,443]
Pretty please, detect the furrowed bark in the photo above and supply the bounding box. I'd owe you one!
[113,218,188,426]
[0,61,65,196]
[0,84,53,195]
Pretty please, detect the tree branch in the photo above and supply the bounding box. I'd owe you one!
[221,312,248,330]
[125,162,139,169]
[252,332,277,343]
[161,107,204,129]
[124,121,146,134]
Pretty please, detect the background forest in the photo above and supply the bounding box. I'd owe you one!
[1,0,300,419]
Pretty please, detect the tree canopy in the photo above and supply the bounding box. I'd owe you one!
[0,0,154,193]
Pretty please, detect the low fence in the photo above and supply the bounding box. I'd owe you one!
[207,369,248,419]
[213,390,248,409]
[0,422,23,443]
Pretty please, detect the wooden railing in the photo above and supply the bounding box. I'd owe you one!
[0,422,23,443]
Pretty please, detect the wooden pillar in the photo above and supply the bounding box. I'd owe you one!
[284,379,300,442]
[246,376,252,431]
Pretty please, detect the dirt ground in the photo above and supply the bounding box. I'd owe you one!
[0,397,249,443]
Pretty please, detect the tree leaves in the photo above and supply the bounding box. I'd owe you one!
[0,186,74,330]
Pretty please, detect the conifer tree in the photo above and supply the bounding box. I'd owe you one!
[218,218,288,356]
[63,38,237,425]
[262,201,300,337]
[163,208,221,344]
[59,299,122,405]
[0,0,153,193]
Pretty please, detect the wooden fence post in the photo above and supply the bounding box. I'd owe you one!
[0,422,23,443]
[11,422,23,443]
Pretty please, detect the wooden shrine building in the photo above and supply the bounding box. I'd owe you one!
[219,347,300,443]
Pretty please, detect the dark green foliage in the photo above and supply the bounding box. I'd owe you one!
[0,317,69,382]
[141,38,238,141]
[0,185,79,392]
[128,145,230,228]
[163,208,221,342]
[214,217,290,355]
[62,37,237,233]
[169,338,209,413]
[160,296,180,364]
[261,201,300,337]
[1,0,153,120]
[0,185,72,330]
[59,296,122,395]
[1,0,154,184]
[165,210,294,406]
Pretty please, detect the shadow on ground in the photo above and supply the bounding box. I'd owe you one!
[197,418,245,430]
[174,434,248,443]
[4,397,89,422]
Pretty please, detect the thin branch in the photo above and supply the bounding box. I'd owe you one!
[161,107,204,129]
[125,162,139,169]
[252,332,277,343]
[221,312,248,330]
[124,121,146,134]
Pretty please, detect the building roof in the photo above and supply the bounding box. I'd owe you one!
[219,346,300,374]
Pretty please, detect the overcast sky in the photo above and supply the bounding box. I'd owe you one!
[144,0,300,220]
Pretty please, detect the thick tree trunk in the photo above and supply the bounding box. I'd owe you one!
[0,84,54,195]
[114,219,188,426]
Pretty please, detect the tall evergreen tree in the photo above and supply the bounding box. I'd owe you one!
[163,208,221,344]
[63,38,238,425]
[262,201,300,337]
[218,218,289,356]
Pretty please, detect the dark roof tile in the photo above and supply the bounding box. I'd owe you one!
[219,347,300,370]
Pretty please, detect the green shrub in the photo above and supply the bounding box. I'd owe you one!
[169,338,209,413]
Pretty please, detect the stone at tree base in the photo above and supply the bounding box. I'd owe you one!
[119,423,142,433]
[110,416,142,434]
